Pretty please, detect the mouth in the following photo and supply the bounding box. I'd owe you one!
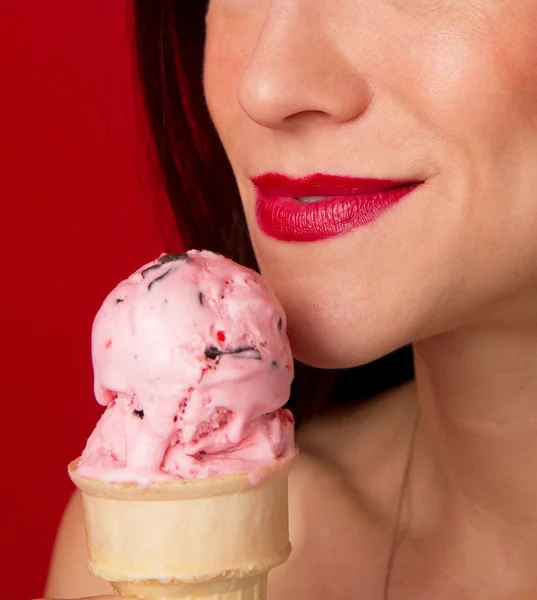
[252,173,423,242]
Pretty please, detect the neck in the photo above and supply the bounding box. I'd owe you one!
[414,308,537,535]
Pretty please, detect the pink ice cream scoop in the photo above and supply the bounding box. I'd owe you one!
[76,250,296,485]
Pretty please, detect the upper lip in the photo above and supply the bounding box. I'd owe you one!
[251,173,422,198]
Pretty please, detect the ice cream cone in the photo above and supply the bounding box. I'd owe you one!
[68,456,293,600]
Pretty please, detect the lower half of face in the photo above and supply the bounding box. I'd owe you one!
[204,0,537,369]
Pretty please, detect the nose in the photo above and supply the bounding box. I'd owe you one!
[237,6,372,130]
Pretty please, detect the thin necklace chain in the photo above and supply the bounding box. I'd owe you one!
[382,408,421,600]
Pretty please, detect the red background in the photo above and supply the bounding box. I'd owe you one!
[1,2,181,597]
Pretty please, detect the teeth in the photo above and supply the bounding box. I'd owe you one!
[297,196,326,203]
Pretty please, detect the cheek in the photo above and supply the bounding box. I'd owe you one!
[415,8,537,260]
[204,5,263,147]
[486,4,537,87]
[406,6,537,143]
[204,29,241,132]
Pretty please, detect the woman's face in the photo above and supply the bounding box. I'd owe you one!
[204,1,537,368]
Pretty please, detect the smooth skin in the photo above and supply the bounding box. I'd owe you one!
[47,1,537,598]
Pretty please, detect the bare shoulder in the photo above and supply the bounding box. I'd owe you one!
[269,381,418,599]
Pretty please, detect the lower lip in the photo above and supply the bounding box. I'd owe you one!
[255,184,420,243]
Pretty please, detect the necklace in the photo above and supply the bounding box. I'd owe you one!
[382,409,421,600]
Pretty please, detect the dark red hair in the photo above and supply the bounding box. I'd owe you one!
[132,1,413,424]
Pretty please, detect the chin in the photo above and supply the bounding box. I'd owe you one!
[248,215,441,371]
[278,291,412,370]
[288,325,409,370]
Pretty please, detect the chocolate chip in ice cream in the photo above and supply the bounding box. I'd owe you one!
[205,346,221,360]
[158,253,189,264]
[148,268,173,292]
[205,345,262,360]
[141,264,162,279]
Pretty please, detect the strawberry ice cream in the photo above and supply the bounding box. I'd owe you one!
[75,250,296,485]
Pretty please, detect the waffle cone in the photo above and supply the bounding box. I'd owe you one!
[68,457,293,600]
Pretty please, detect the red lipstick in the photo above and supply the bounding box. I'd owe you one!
[252,173,421,242]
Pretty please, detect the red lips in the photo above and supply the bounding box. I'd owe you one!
[252,173,421,242]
